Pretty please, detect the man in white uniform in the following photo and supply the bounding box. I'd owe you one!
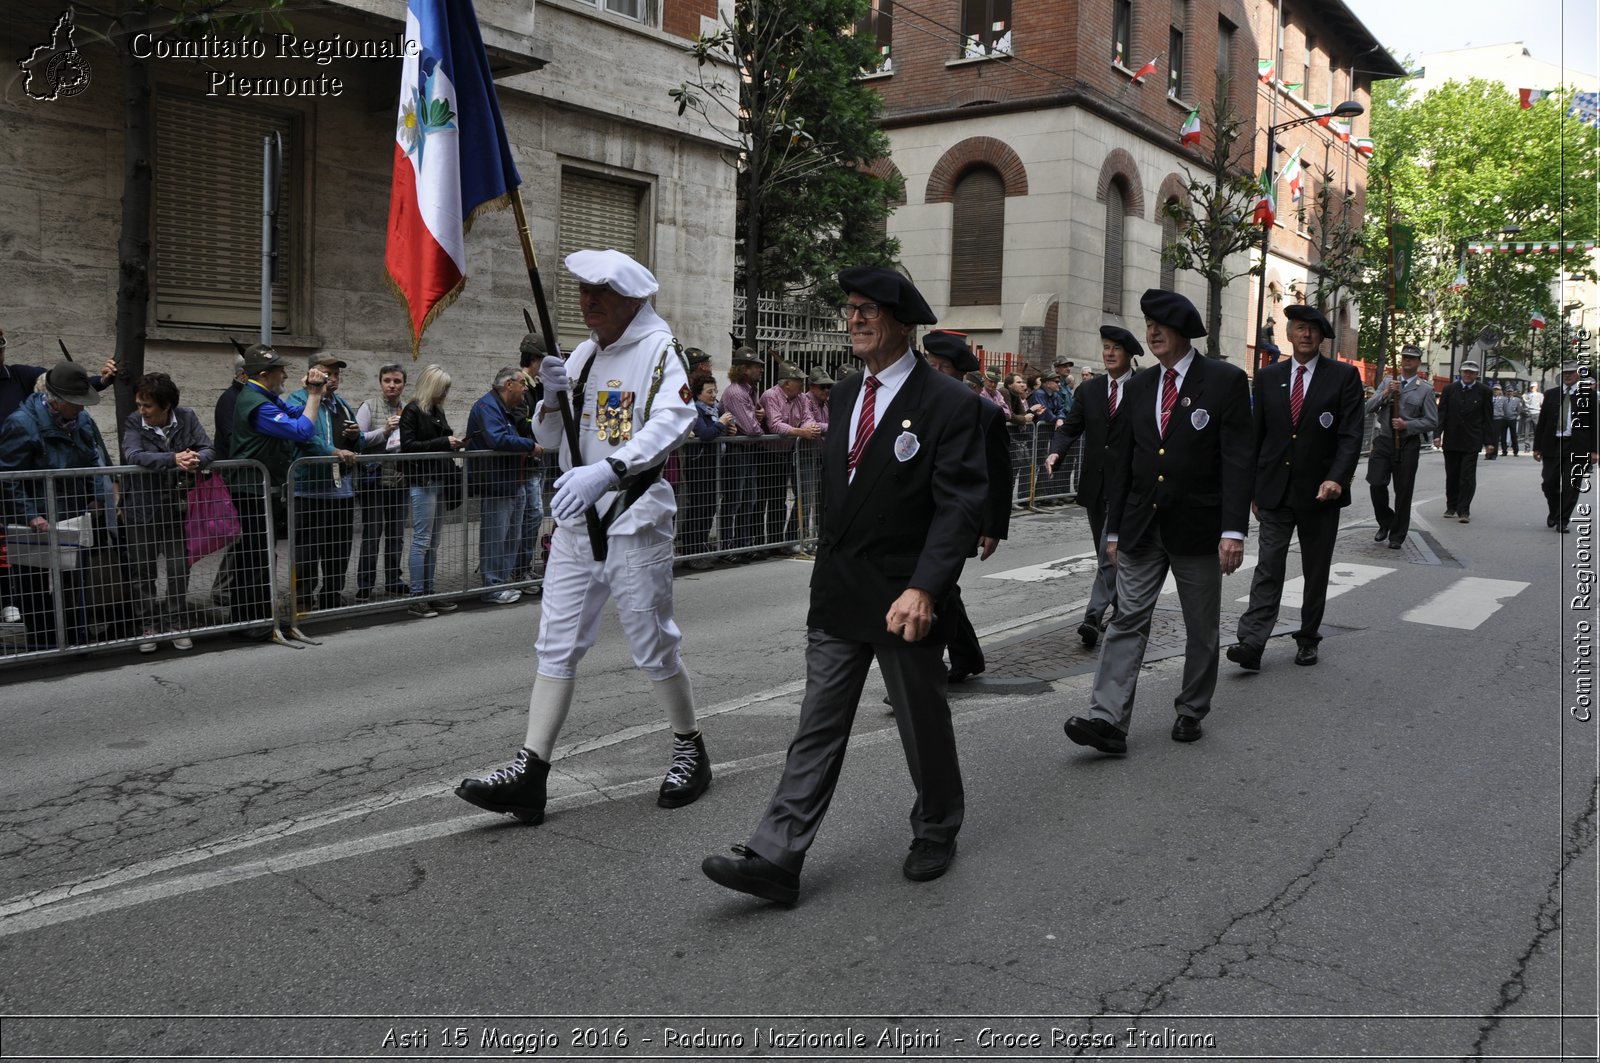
[455,249,710,823]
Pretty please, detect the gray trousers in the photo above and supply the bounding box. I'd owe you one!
[1087,525,1221,733]
[748,628,964,875]
[1084,500,1116,625]
[1235,502,1339,651]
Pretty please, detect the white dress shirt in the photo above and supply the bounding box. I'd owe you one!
[845,348,916,482]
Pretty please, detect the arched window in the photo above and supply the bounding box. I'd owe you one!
[1159,199,1179,291]
[950,166,1004,305]
[1102,178,1128,313]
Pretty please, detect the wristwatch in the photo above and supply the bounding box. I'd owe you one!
[604,457,627,484]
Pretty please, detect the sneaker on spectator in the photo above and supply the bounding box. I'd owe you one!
[435,599,459,613]
[407,601,439,619]
[172,637,194,651]
[139,629,158,654]
[1,605,20,624]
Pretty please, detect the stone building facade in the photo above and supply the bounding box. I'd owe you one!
[2,0,736,440]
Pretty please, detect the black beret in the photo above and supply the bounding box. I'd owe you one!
[837,266,937,325]
[922,329,979,374]
[1099,325,1144,360]
[1283,303,1333,339]
[1139,289,1206,339]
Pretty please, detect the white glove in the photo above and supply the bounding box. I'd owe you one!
[550,461,618,522]
[538,355,571,395]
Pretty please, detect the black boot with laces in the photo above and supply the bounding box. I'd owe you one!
[657,731,712,808]
[456,747,550,823]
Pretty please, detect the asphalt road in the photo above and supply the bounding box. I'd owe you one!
[1,449,1595,1062]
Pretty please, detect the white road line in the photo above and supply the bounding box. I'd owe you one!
[1401,577,1530,630]
[2,599,1090,924]
[1234,562,1395,609]
[1162,555,1258,595]
[984,552,1100,582]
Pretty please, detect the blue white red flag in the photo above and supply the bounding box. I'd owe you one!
[385,0,521,356]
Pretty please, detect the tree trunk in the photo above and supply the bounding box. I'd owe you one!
[113,21,153,459]
[742,174,761,351]
[1206,277,1224,360]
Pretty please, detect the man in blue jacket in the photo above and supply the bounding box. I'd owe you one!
[0,361,113,649]
[468,366,539,604]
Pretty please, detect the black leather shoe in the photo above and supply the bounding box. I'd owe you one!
[1388,538,1405,549]
[903,838,957,882]
[1062,715,1127,755]
[1443,509,1457,518]
[1294,642,1319,666]
[658,731,712,808]
[456,747,550,824]
[1458,513,1470,524]
[702,845,799,904]
[1225,643,1262,671]
[1077,618,1102,647]
[1171,715,1203,742]
[947,665,984,683]
[1372,524,1390,543]
[1548,515,1558,528]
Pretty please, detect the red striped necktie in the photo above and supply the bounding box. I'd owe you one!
[1291,364,1306,425]
[1108,377,1119,418]
[847,375,882,474]
[1158,368,1178,435]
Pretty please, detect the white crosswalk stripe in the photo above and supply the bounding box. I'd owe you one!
[1233,561,1395,609]
[1400,577,1530,630]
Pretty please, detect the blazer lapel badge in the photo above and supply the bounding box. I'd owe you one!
[893,430,920,462]
[1190,409,1210,430]
[1319,411,1334,429]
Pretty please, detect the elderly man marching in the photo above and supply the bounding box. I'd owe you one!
[455,249,710,823]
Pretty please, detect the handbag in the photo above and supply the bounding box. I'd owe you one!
[185,470,242,566]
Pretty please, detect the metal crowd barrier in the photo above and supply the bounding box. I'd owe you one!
[0,459,278,665]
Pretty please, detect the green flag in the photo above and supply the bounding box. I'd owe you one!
[1391,223,1416,310]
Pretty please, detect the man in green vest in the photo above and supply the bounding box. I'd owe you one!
[227,344,325,634]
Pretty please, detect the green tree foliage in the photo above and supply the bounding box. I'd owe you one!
[1358,74,1597,372]
[671,0,900,343]
[1159,87,1263,356]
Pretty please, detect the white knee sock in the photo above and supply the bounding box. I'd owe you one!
[652,668,698,736]
[522,675,576,761]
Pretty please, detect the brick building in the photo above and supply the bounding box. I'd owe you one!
[863,0,1396,372]
[1245,1,1404,369]
[2,0,736,440]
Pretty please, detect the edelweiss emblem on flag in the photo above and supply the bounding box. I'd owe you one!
[398,57,456,167]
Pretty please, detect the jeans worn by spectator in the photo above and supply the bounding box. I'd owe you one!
[292,494,355,610]
[679,442,719,556]
[356,482,408,593]
[720,446,758,550]
[409,484,445,595]
[478,488,527,587]
[511,469,545,580]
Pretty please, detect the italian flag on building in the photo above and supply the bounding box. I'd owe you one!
[1354,137,1375,158]
[1179,108,1202,146]
[1252,168,1276,227]
[1280,146,1304,202]
[1531,310,1547,330]
[1258,58,1275,82]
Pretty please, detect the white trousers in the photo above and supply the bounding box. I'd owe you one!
[533,522,683,681]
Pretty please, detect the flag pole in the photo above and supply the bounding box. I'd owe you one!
[1382,174,1403,451]
[509,188,608,562]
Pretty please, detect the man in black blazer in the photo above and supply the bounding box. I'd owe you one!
[1045,325,1142,647]
[1434,359,1495,523]
[1228,305,1364,670]
[922,329,1010,682]
[1062,290,1252,754]
[1533,363,1598,532]
[703,268,987,903]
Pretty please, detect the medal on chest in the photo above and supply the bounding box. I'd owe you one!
[594,389,635,444]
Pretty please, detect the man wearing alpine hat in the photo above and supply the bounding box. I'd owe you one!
[1045,324,1143,648]
[455,249,712,825]
[1062,289,1252,755]
[702,266,986,903]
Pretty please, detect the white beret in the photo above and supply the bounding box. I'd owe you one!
[563,248,659,298]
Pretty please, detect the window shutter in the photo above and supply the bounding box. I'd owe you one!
[154,95,293,331]
[1102,182,1126,313]
[949,167,1004,306]
[557,172,645,349]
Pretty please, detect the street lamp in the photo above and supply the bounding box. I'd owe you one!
[1449,224,1522,379]
[1253,100,1364,365]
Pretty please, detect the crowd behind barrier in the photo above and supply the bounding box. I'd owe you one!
[0,422,1098,666]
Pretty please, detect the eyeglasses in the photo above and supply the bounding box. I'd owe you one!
[838,302,884,321]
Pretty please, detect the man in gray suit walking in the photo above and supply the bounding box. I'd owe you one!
[1365,346,1438,550]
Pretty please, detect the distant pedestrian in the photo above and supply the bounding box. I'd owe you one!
[1364,347,1438,550]
[1532,363,1598,533]
[467,366,540,604]
[1435,360,1494,523]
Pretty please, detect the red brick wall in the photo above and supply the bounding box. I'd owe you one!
[662,0,718,42]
